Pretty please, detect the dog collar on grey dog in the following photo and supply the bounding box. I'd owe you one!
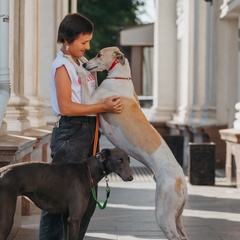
[96,153,107,175]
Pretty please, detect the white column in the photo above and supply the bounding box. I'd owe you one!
[38,0,69,124]
[21,0,45,128]
[188,0,216,125]
[148,0,177,122]
[62,0,69,16]
[218,1,240,129]
[234,19,240,129]
[217,18,238,127]
[172,0,218,125]
[3,0,69,130]
[71,0,77,13]
[0,0,10,133]
[172,0,203,124]
[5,0,31,131]
[199,1,216,125]
[172,0,190,123]
[39,0,59,124]
[26,0,69,127]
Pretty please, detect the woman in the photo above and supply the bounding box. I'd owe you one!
[39,13,123,240]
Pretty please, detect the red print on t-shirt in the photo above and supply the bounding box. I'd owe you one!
[88,73,95,82]
[78,78,81,85]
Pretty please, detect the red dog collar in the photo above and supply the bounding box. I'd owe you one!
[108,60,118,71]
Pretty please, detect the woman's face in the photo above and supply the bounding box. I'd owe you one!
[67,33,93,58]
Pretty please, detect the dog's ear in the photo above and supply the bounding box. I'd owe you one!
[113,51,125,65]
[98,148,111,162]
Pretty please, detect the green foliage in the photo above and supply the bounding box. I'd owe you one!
[77,0,145,59]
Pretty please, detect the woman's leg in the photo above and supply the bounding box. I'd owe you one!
[39,211,63,240]
[39,125,64,240]
[39,117,98,239]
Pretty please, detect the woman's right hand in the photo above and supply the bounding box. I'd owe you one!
[102,96,123,114]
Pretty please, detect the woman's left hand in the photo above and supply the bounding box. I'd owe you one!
[102,96,123,114]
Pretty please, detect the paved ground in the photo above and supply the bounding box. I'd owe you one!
[8,134,240,240]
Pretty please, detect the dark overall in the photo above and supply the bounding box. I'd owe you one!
[39,116,99,240]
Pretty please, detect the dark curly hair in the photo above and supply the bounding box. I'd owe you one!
[57,13,94,44]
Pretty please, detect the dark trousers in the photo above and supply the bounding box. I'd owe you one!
[39,116,99,240]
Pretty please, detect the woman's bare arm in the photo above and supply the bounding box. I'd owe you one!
[55,65,123,116]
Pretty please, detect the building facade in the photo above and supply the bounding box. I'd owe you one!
[150,0,240,168]
[1,0,240,169]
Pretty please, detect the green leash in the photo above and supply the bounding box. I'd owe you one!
[91,176,111,210]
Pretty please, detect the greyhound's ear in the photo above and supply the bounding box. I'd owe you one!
[113,51,125,65]
[98,148,111,162]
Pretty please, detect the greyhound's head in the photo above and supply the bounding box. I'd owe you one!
[83,46,126,72]
[97,148,133,182]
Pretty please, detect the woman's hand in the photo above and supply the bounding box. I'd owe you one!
[102,96,123,114]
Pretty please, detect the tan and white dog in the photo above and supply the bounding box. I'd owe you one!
[83,47,188,240]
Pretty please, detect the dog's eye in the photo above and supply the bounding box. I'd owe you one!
[97,53,102,58]
[117,159,123,163]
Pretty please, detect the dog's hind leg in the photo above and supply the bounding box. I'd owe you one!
[0,190,17,240]
[155,182,185,240]
[155,211,180,240]
[176,212,188,240]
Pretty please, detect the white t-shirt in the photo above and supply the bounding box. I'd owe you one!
[50,51,96,115]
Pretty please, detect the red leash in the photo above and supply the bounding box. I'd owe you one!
[87,114,99,189]
[89,113,111,210]
[93,114,99,155]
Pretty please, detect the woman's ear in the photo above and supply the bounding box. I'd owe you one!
[63,40,70,51]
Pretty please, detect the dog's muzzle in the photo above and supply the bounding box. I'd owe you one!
[82,62,98,71]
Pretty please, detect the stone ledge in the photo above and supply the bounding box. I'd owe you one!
[219,128,240,143]
[219,128,240,188]
[0,134,37,165]
[10,125,53,152]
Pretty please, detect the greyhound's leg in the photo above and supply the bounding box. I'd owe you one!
[68,215,81,240]
[155,182,183,240]
[0,191,17,240]
[176,211,188,240]
[0,210,15,240]
[77,186,97,239]
[68,195,90,240]
[155,211,180,240]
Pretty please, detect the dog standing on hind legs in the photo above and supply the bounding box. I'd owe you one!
[83,46,189,240]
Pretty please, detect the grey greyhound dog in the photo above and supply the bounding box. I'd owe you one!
[0,147,133,240]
